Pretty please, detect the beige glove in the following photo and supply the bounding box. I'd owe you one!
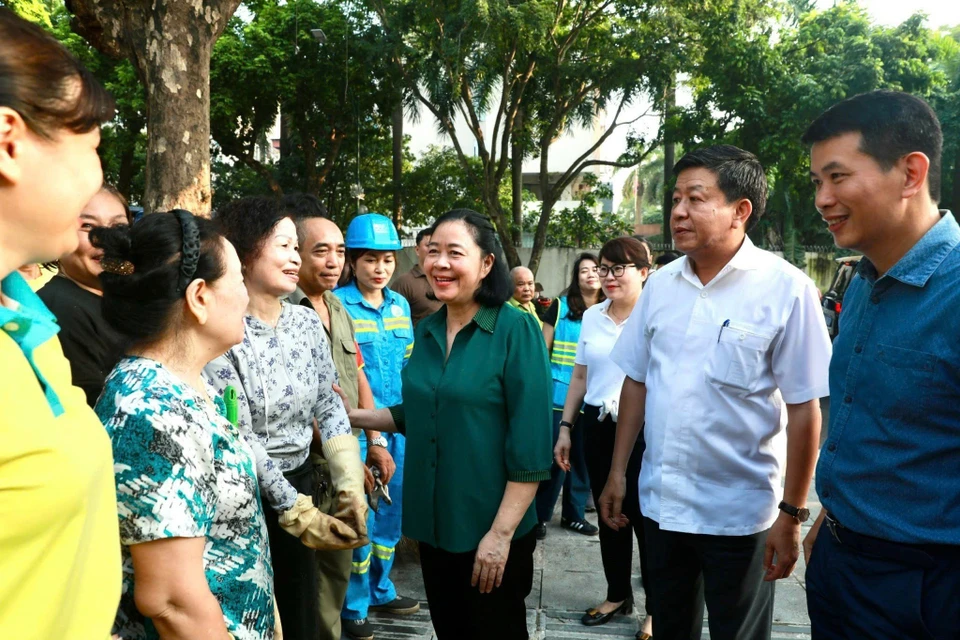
[278,493,363,550]
[324,434,369,538]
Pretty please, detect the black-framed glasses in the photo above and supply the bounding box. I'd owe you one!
[597,263,637,278]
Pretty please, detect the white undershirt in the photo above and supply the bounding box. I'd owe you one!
[575,298,632,408]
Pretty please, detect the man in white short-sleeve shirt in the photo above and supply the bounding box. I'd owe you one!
[601,145,831,640]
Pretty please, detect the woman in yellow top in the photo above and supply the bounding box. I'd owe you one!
[0,9,121,639]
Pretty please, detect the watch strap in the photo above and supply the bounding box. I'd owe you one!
[778,500,800,518]
[559,420,575,430]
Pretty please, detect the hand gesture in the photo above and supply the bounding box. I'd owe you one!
[554,425,572,472]
[599,474,629,531]
[471,529,511,594]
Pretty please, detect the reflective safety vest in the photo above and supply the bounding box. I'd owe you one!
[549,295,582,409]
[334,282,413,409]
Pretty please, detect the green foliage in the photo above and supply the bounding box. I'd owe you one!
[401,146,484,227]
[1,0,51,26]
[671,1,957,257]
[525,175,632,248]
[32,2,147,202]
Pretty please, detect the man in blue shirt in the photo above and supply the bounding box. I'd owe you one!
[803,90,960,638]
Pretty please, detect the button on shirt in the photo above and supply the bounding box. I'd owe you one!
[612,238,831,535]
[576,299,630,407]
[817,211,960,545]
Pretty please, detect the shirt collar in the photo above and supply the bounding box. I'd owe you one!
[674,235,762,287]
[411,264,425,278]
[859,210,959,287]
[0,271,60,348]
[1,272,64,415]
[288,287,312,308]
[339,281,401,310]
[473,304,500,333]
[425,303,500,345]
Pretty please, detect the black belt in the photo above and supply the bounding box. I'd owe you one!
[824,515,960,568]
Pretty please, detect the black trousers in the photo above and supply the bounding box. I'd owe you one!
[643,516,774,640]
[419,530,537,640]
[806,517,960,639]
[582,404,652,612]
[264,460,320,640]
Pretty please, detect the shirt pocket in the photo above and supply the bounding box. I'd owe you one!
[340,337,358,356]
[705,321,775,394]
[874,344,935,420]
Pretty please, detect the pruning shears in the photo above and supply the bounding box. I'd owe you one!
[369,466,392,513]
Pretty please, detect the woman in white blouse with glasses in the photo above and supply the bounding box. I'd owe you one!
[554,236,654,640]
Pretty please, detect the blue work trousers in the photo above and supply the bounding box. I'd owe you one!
[342,432,405,620]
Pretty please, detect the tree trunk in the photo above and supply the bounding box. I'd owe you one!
[392,102,403,227]
[279,110,292,159]
[527,196,554,275]
[634,171,643,233]
[68,0,241,217]
[511,107,525,248]
[661,80,676,245]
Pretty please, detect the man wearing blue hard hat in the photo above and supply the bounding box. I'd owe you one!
[336,214,419,639]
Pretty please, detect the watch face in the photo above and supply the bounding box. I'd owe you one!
[797,508,811,523]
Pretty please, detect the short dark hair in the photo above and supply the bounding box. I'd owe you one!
[215,196,295,267]
[655,250,682,267]
[673,145,768,231]
[0,8,115,138]
[801,90,943,203]
[281,192,329,247]
[599,236,652,270]
[415,227,431,245]
[430,209,513,307]
[93,212,226,344]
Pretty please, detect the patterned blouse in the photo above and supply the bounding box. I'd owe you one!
[204,302,351,512]
[96,357,275,640]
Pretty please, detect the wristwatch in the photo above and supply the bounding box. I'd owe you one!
[778,500,810,523]
[559,420,575,430]
[369,435,388,449]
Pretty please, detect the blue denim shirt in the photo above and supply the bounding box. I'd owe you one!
[816,211,960,545]
[334,282,413,408]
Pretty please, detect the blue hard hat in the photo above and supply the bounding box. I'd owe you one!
[344,213,402,251]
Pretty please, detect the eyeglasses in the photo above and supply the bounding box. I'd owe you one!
[597,263,637,278]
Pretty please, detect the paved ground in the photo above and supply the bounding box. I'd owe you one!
[350,399,831,639]
[353,482,820,640]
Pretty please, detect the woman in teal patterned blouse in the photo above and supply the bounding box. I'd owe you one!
[93,212,275,640]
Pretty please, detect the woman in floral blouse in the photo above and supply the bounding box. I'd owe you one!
[93,211,274,639]
[206,196,368,640]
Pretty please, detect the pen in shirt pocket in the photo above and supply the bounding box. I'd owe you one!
[718,319,731,343]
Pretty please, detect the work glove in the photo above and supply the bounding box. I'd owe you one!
[278,493,365,550]
[323,434,369,538]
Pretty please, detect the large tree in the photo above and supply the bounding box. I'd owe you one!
[67,0,242,216]
[210,0,398,222]
[670,3,953,258]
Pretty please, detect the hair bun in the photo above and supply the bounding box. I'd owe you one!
[89,225,133,260]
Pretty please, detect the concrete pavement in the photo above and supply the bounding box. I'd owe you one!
[353,481,821,639]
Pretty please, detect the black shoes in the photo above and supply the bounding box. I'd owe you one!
[369,595,420,615]
[562,517,599,536]
[535,522,548,540]
[581,595,634,626]
[342,617,374,640]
